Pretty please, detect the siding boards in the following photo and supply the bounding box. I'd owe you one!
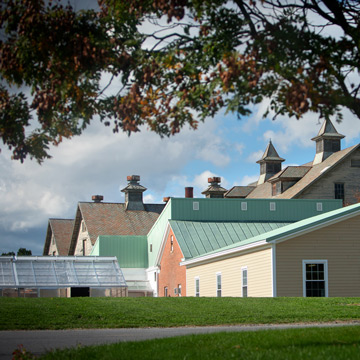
[276,215,360,297]
[186,247,272,297]
[300,150,360,204]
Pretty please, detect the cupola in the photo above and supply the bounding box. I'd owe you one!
[257,141,285,185]
[312,118,345,165]
[121,175,146,211]
[201,177,227,198]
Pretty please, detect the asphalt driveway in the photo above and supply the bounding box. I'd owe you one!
[1,322,359,359]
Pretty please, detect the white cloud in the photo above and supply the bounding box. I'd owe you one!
[247,150,263,163]
[238,175,259,186]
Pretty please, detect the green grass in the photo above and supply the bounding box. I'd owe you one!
[1,297,360,330]
[40,326,360,359]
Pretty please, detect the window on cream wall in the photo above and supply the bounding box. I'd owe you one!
[216,272,222,297]
[242,267,248,297]
[195,277,200,297]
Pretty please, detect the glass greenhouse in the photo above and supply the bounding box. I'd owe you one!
[0,256,127,297]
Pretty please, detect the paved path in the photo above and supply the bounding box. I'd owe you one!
[1,322,359,359]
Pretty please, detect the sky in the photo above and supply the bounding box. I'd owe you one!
[1,1,360,255]
[1,103,360,255]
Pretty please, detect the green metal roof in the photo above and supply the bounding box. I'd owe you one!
[186,202,360,262]
[170,220,292,260]
[91,235,148,268]
[169,198,342,222]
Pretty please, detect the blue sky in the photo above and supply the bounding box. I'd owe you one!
[1,1,360,255]
[1,103,360,255]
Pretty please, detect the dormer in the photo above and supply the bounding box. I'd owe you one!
[312,118,345,165]
[257,141,285,185]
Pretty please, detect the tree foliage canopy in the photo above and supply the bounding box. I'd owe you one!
[1,0,359,162]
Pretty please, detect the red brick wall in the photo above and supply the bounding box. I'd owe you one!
[158,228,186,297]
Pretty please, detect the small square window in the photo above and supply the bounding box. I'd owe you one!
[270,202,276,211]
[241,202,247,211]
[193,201,199,211]
[316,202,323,212]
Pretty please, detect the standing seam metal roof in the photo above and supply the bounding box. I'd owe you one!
[169,220,293,260]
[185,202,360,262]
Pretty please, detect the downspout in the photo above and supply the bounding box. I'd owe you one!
[271,243,277,297]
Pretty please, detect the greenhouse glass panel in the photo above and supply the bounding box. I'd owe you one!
[0,256,127,289]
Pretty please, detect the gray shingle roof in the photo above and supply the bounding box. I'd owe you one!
[43,219,74,255]
[68,202,165,254]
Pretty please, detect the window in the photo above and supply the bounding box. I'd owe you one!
[82,239,86,256]
[334,183,344,201]
[195,277,200,297]
[241,202,247,211]
[316,202,323,212]
[81,221,87,233]
[270,202,276,211]
[303,260,328,297]
[193,201,199,211]
[170,236,174,252]
[242,267,248,297]
[216,273,222,297]
[351,159,360,167]
[164,286,168,297]
[178,284,182,297]
[150,244,152,252]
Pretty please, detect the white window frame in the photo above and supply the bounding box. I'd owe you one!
[270,202,276,211]
[242,267,248,297]
[241,202,248,211]
[193,201,199,211]
[216,272,222,297]
[316,202,323,212]
[195,277,200,297]
[302,260,328,297]
[178,284,182,297]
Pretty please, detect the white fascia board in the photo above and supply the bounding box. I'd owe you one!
[270,209,360,245]
[154,222,171,267]
[146,266,159,273]
[180,240,268,267]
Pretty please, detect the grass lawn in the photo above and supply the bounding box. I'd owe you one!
[1,297,360,330]
[40,326,360,359]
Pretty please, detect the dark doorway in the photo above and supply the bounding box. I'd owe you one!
[71,287,90,297]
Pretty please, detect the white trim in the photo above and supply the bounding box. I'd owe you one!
[241,267,248,298]
[302,260,328,297]
[180,240,268,266]
[271,208,360,245]
[271,243,276,297]
[154,222,171,267]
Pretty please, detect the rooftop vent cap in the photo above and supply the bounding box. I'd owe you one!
[208,177,221,184]
[127,175,140,183]
[92,195,104,203]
